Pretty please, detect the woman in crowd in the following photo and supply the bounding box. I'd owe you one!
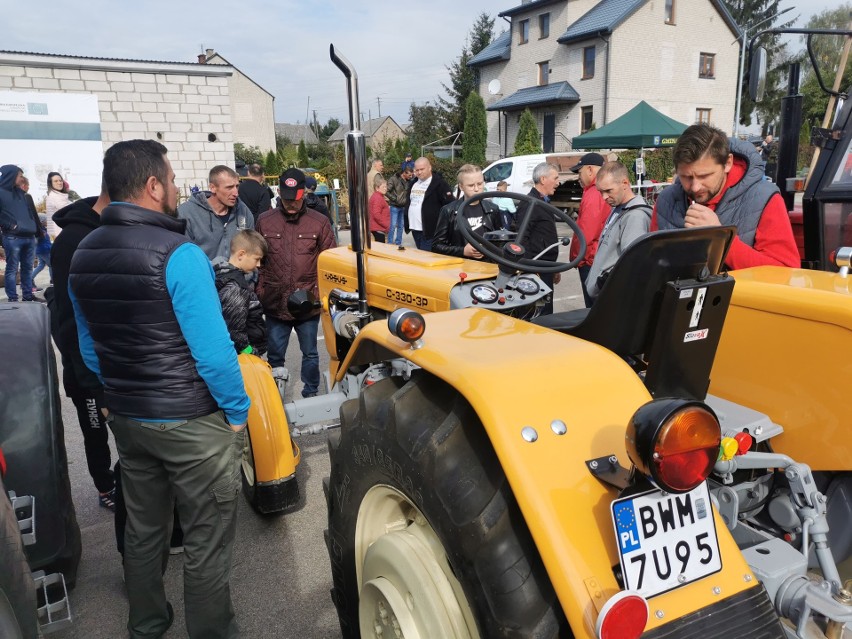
[45,172,71,239]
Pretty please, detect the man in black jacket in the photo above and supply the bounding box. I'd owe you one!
[404,157,455,251]
[49,188,116,507]
[523,162,562,315]
[237,163,273,222]
[432,164,501,258]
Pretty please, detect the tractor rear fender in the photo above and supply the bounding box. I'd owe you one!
[238,353,298,484]
[337,307,757,637]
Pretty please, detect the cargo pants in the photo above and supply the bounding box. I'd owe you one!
[109,411,243,639]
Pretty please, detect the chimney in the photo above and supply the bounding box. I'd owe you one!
[197,53,206,64]
[205,48,215,60]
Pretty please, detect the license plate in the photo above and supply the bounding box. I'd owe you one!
[611,482,721,598]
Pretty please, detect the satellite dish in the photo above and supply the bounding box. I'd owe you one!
[488,79,502,95]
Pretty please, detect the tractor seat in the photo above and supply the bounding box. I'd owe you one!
[532,226,737,399]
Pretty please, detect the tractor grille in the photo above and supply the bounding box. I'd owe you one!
[642,585,785,639]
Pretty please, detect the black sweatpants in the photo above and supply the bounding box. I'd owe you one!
[70,395,114,494]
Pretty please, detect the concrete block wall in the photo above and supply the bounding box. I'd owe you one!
[0,60,236,187]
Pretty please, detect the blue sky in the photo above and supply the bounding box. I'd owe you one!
[2,0,844,128]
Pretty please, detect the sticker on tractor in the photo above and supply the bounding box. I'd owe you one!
[688,287,707,328]
[679,289,693,299]
[684,329,709,343]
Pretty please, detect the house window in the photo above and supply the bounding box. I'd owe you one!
[539,13,550,39]
[581,106,594,133]
[699,53,715,79]
[583,46,596,79]
[538,61,550,86]
[665,0,675,24]
[519,19,530,44]
[696,108,712,124]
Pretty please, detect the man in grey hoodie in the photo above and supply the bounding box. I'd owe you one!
[177,165,254,261]
[585,161,651,299]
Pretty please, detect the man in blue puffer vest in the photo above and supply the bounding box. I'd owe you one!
[69,140,250,639]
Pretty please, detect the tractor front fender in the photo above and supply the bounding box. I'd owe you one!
[337,308,758,637]
[238,354,299,484]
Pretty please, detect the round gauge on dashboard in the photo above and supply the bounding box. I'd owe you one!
[471,284,498,304]
[515,277,540,295]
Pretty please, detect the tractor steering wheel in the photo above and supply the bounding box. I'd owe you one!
[457,192,586,274]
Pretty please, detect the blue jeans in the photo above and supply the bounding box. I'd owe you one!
[411,231,432,252]
[389,206,405,245]
[33,238,52,283]
[3,235,36,301]
[266,315,320,397]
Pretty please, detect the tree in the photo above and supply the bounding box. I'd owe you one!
[408,101,447,149]
[798,5,852,135]
[234,143,263,165]
[298,140,310,167]
[514,109,541,155]
[320,117,341,142]
[462,92,487,165]
[264,149,280,176]
[723,0,794,131]
[437,13,495,135]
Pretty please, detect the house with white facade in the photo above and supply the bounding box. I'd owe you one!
[469,0,740,159]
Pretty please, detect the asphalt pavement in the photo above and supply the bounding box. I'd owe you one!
[4,225,585,638]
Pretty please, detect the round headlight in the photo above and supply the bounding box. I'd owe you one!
[625,399,721,493]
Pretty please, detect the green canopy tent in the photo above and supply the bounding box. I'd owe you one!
[572,101,688,150]
[572,101,688,183]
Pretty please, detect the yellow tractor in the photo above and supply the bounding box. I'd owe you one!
[242,41,852,638]
[315,45,852,639]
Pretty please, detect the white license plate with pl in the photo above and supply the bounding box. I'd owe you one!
[611,482,722,598]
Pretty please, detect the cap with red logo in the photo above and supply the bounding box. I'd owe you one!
[279,168,306,201]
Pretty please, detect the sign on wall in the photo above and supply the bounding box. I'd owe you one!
[0,91,103,205]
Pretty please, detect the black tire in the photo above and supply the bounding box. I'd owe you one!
[241,428,299,515]
[325,373,569,639]
[0,474,39,639]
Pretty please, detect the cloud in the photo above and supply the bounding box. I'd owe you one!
[3,0,489,127]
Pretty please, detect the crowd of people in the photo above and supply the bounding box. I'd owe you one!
[0,121,800,638]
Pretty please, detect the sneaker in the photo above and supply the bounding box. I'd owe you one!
[33,287,43,293]
[98,489,117,511]
[302,391,317,398]
[169,545,184,555]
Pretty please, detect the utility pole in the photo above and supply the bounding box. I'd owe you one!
[733,6,793,136]
[304,96,310,143]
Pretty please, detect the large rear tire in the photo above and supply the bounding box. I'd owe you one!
[325,373,568,639]
[0,474,39,639]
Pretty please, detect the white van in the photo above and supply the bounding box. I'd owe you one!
[482,152,586,212]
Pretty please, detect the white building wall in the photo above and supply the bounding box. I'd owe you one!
[207,54,275,153]
[609,1,738,132]
[0,56,235,188]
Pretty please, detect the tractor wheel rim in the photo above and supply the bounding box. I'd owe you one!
[356,485,476,639]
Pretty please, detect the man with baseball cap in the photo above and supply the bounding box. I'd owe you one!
[255,168,336,398]
[303,175,331,222]
[568,152,610,307]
